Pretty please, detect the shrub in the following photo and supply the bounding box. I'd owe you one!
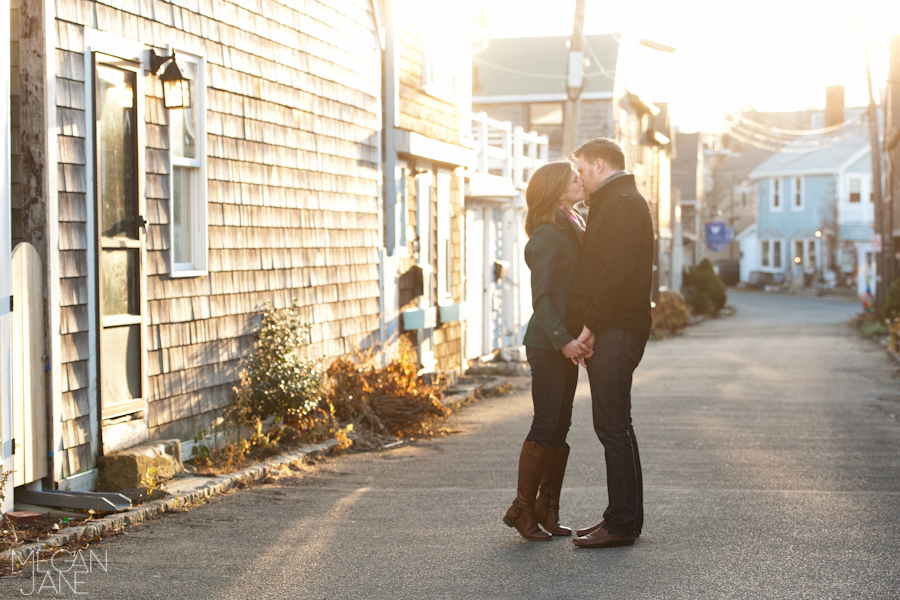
[683,258,727,316]
[652,290,688,334]
[233,300,325,428]
[884,278,900,320]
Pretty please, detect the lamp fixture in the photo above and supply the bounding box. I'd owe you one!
[149,49,192,109]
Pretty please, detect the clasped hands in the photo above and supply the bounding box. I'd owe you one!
[560,326,595,367]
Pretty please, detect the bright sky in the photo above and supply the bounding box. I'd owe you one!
[475,0,899,132]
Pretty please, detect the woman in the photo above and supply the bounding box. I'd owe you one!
[503,161,589,541]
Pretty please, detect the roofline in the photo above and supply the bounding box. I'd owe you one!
[836,145,872,174]
[473,91,613,104]
[749,167,840,179]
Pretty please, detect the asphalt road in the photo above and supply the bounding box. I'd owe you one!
[5,291,900,599]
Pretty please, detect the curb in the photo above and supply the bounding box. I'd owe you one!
[1,439,337,564]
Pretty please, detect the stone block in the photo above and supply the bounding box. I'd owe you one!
[6,510,44,525]
[97,439,183,492]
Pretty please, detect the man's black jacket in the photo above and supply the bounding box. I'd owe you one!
[566,173,654,342]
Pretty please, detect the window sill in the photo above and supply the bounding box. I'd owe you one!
[170,269,208,279]
[423,83,459,105]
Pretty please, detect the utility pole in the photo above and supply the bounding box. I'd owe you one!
[864,24,889,309]
[561,0,586,158]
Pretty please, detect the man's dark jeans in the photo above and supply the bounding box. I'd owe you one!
[586,328,646,538]
[525,347,578,449]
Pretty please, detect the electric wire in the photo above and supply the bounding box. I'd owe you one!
[725,110,864,136]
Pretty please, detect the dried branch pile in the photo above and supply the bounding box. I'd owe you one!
[325,345,449,448]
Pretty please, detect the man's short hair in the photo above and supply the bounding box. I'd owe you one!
[573,137,625,170]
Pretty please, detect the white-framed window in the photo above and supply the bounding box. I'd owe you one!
[849,177,861,203]
[761,239,783,270]
[422,38,460,103]
[415,168,433,306]
[792,176,804,211]
[770,178,782,212]
[436,169,452,301]
[792,238,818,270]
[168,49,207,277]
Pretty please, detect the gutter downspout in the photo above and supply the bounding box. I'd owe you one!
[371,0,387,362]
[381,0,401,364]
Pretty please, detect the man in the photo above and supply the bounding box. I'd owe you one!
[567,138,654,548]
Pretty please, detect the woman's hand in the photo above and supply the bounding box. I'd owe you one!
[561,339,590,360]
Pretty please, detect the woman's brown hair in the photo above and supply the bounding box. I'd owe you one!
[524,160,575,238]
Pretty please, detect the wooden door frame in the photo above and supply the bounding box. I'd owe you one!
[85,35,147,458]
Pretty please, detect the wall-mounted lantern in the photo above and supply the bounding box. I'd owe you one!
[149,49,191,109]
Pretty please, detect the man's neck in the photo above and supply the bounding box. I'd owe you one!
[585,170,628,205]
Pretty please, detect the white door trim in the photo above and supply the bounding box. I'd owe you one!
[1,1,15,512]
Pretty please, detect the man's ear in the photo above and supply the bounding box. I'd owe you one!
[596,158,605,173]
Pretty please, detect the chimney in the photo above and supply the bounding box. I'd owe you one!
[825,85,844,129]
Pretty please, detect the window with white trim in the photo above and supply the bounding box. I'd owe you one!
[762,239,783,270]
[792,177,803,211]
[792,238,817,270]
[422,37,460,103]
[169,50,207,276]
[849,177,861,203]
[771,178,782,211]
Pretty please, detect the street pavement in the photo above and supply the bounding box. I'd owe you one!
[4,291,900,599]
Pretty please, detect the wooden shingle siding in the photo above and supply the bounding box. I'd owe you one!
[397,27,460,146]
[50,0,383,451]
[47,4,93,478]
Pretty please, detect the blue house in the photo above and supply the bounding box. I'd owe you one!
[747,111,876,295]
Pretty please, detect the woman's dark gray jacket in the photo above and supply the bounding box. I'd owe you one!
[522,211,583,352]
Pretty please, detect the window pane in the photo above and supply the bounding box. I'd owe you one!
[762,241,770,267]
[170,61,198,159]
[173,166,194,265]
[97,65,138,239]
[101,324,142,405]
[530,103,564,126]
[101,249,139,316]
[773,241,782,268]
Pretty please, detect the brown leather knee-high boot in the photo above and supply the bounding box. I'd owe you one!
[535,445,571,536]
[503,442,552,541]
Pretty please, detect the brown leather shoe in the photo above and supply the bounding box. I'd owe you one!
[503,442,552,541]
[535,445,571,536]
[576,519,606,538]
[572,527,635,548]
[577,519,640,538]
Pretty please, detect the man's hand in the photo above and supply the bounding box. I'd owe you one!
[571,326,595,367]
[560,339,590,360]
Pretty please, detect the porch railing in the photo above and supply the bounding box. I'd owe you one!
[838,202,874,225]
[467,111,549,189]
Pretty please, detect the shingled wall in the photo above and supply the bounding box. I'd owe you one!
[52,0,382,477]
[395,19,463,373]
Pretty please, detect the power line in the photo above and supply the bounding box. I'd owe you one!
[724,110,863,136]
